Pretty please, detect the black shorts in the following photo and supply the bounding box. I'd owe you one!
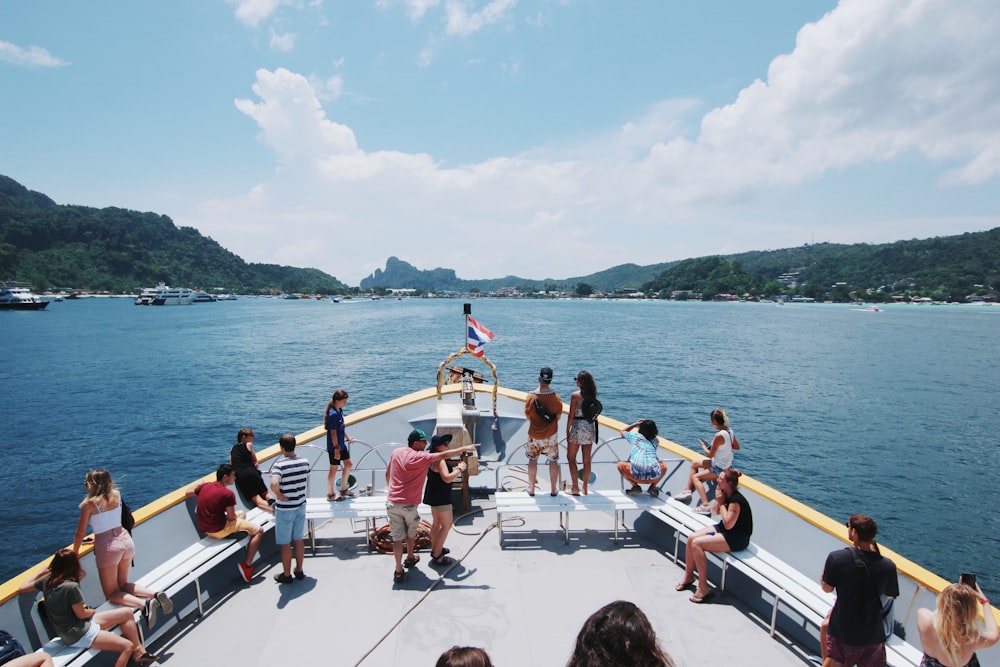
[327,446,350,465]
[721,527,750,552]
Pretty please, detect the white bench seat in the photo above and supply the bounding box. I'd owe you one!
[304,496,431,553]
[495,490,666,546]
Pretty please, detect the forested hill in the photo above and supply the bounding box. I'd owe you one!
[0,175,347,294]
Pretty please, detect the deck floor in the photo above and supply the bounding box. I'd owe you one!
[150,498,816,667]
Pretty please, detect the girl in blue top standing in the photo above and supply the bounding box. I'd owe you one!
[324,389,354,501]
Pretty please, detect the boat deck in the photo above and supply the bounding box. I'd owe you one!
[151,497,814,667]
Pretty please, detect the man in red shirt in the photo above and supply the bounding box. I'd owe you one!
[187,464,263,583]
[385,429,473,584]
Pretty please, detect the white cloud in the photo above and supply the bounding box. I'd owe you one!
[193,0,1000,285]
[269,30,297,52]
[444,0,518,37]
[0,41,68,67]
[226,0,290,27]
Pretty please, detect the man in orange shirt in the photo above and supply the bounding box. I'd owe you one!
[523,366,563,497]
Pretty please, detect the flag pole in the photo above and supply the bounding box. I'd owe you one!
[463,302,471,353]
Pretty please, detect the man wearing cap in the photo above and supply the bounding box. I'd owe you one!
[524,366,563,496]
[386,429,474,584]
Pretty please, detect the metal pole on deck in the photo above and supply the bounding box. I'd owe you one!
[464,302,471,353]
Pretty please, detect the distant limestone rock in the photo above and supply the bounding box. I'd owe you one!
[361,256,461,290]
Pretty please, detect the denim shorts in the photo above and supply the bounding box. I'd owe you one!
[274,504,306,545]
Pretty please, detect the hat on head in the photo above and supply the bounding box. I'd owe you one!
[430,433,453,448]
[539,367,554,383]
[407,428,428,444]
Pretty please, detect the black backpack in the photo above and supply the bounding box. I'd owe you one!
[581,397,603,423]
[0,630,26,666]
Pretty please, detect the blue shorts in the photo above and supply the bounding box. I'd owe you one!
[275,504,306,545]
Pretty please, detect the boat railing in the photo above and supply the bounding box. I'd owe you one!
[496,435,687,493]
[264,442,402,497]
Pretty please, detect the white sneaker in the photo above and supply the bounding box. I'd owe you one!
[674,490,692,501]
[692,505,712,515]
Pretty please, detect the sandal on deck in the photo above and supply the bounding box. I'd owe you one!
[690,590,714,604]
[403,555,419,569]
[326,493,337,501]
[431,553,454,566]
[133,650,160,664]
[393,570,405,583]
[675,579,695,591]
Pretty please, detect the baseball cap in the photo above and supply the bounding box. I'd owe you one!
[539,367,554,382]
[407,428,428,444]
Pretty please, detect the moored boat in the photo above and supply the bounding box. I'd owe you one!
[0,281,49,310]
[151,286,194,305]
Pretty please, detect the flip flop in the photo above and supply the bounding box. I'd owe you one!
[675,580,695,591]
[690,590,714,604]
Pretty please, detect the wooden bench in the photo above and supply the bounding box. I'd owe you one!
[304,496,431,554]
[494,490,667,547]
[651,499,921,667]
[41,507,276,666]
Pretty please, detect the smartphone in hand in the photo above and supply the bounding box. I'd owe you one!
[961,572,977,588]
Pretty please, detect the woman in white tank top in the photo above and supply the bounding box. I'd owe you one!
[673,408,739,512]
[72,469,172,621]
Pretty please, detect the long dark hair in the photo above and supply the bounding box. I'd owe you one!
[325,389,349,417]
[567,600,674,667]
[47,549,83,588]
[576,371,597,399]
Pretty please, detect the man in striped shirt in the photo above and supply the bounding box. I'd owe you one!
[270,434,310,584]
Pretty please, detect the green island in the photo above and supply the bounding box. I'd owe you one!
[2,175,997,302]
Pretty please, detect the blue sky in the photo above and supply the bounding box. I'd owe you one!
[2,0,998,286]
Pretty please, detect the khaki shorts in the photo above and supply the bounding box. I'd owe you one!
[525,434,559,463]
[386,504,421,542]
[208,518,260,540]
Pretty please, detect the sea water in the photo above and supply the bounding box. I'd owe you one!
[1,297,997,590]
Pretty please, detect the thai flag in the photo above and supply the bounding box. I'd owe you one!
[466,316,496,357]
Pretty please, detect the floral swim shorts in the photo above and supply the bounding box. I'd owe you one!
[525,434,559,463]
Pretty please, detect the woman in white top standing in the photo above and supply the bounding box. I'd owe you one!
[72,469,172,622]
[675,408,738,513]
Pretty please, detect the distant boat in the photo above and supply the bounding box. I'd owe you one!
[192,291,217,303]
[866,305,881,312]
[282,293,300,300]
[0,282,49,310]
[151,286,194,305]
[135,284,164,305]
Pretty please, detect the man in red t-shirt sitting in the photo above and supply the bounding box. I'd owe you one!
[187,464,263,583]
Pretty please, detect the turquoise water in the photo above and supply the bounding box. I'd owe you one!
[1,297,997,589]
